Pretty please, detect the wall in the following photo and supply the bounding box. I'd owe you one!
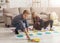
[9,0,32,8]
[31,7,60,21]
[4,0,60,21]
[47,7,60,21]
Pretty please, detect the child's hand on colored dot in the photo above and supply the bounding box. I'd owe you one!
[28,38,40,42]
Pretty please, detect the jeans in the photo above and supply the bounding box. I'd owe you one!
[44,20,53,29]
[12,20,29,34]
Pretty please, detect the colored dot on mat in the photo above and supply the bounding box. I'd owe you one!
[37,33,42,35]
[45,32,51,34]
[17,35,23,37]
[29,34,33,36]
[32,38,40,42]
[54,31,59,33]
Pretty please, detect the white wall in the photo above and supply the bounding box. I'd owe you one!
[41,0,49,8]
[9,0,32,8]
[49,0,60,7]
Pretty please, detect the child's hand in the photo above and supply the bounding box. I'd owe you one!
[28,38,40,42]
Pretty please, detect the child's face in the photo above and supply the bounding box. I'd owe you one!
[23,14,29,19]
[32,12,38,18]
[32,14,36,18]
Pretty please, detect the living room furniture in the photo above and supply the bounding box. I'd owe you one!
[3,7,33,27]
[3,7,60,27]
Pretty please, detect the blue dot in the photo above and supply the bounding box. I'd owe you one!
[37,33,42,35]
[17,35,23,37]
[45,32,51,34]
[29,34,33,36]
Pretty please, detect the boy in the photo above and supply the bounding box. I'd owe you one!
[12,10,30,40]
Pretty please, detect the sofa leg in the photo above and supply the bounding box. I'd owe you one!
[5,24,10,28]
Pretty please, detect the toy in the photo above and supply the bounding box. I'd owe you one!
[31,38,40,42]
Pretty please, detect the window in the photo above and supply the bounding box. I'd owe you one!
[32,0,41,8]
[32,0,49,8]
[41,0,49,8]
[9,0,32,8]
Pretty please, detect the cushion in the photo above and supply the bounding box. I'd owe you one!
[53,20,60,26]
[19,7,31,14]
[31,8,41,14]
[50,12,58,20]
[50,12,60,25]
[40,14,49,20]
[3,8,19,15]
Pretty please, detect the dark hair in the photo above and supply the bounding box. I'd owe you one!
[23,10,29,14]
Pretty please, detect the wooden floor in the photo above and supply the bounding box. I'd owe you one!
[0,23,60,43]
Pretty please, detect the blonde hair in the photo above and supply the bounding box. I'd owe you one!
[32,12,40,18]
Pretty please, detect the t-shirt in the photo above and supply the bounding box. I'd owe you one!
[12,14,29,28]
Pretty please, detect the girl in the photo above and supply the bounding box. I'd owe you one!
[32,12,53,31]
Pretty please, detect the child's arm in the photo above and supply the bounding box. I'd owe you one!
[24,28,40,42]
[24,28,30,40]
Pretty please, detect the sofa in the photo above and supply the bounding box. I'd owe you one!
[3,7,60,27]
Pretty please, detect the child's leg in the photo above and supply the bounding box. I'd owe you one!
[49,20,53,29]
[33,23,42,30]
[24,28,30,40]
[15,29,19,34]
[44,21,49,29]
[15,23,30,40]
[40,19,44,29]
[15,22,26,34]
[49,20,54,31]
[15,25,19,34]
[15,23,24,34]
[33,19,44,30]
